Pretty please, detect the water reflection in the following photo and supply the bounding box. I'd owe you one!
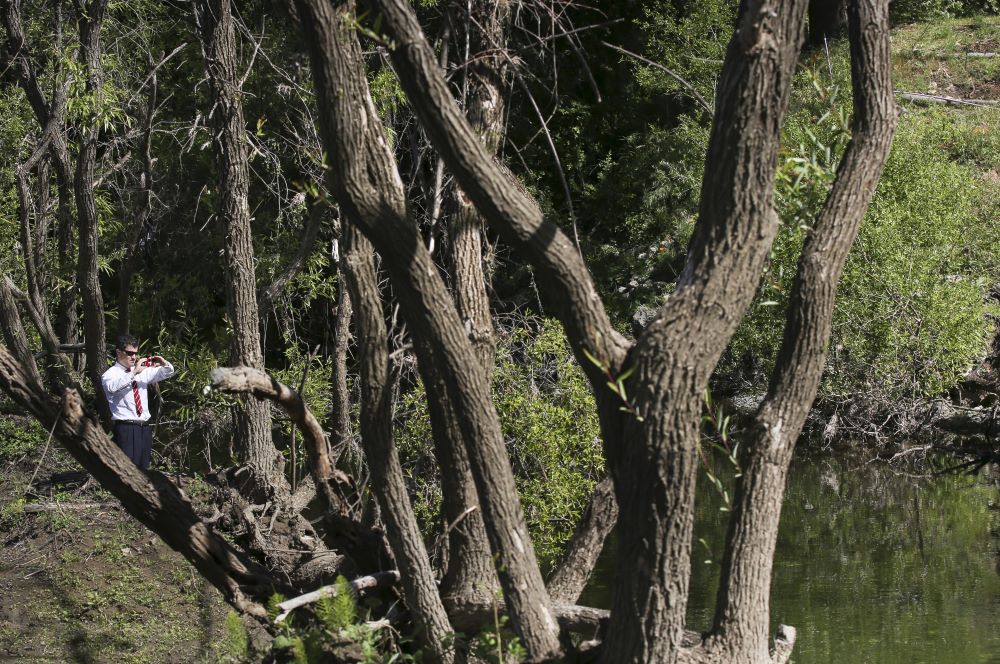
[582,453,1000,664]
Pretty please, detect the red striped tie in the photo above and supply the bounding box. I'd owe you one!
[127,368,143,416]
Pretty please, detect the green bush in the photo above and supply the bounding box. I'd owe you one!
[397,318,603,566]
[0,415,47,461]
[723,53,1000,400]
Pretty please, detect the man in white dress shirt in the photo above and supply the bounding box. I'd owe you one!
[101,334,175,469]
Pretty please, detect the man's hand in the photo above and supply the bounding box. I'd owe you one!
[133,361,148,375]
[150,355,166,366]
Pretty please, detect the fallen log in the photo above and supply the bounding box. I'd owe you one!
[898,91,1000,107]
[21,502,113,513]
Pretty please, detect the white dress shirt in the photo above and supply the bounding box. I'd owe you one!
[101,360,175,422]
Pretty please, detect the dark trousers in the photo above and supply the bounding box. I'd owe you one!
[112,421,153,470]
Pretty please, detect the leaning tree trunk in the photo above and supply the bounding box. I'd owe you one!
[342,220,455,663]
[294,0,562,657]
[434,0,510,605]
[195,0,283,500]
[706,3,896,662]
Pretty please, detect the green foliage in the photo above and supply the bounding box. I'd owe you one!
[471,611,527,664]
[723,41,1000,400]
[893,0,968,22]
[314,577,356,632]
[0,416,47,461]
[267,576,390,664]
[831,111,1000,398]
[493,320,604,564]
[397,318,603,566]
[220,611,249,662]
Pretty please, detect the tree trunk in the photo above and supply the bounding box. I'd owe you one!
[0,346,278,617]
[546,475,618,604]
[194,0,283,500]
[293,0,562,656]
[707,3,896,662]
[71,0,111,422]
[435,0,509,604]
[342,220,455,663]
[328,239,353,452]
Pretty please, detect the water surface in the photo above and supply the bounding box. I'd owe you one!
[582,453,1000,663]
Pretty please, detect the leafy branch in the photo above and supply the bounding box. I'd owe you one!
[581,349,643,422]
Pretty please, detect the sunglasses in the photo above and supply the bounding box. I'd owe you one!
[122,350,138,357]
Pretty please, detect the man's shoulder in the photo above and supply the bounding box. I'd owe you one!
[101,363,123,380]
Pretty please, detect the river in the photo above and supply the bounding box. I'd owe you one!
[581,452,1000,663]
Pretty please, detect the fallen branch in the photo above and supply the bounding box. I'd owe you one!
[21,502,114,513]
[275,570,402,622]
[897,91,1000,107]
[209,366,390,568]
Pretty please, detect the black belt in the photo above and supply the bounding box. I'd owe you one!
[113,419,151,427]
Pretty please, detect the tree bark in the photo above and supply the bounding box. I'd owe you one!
[0,280,44,393]
[434,0,510,605]
[194,0,283,500]
[72,0,111,423]
[707,3,896,662]
[546,475,618,604]
[342,220,455,662]
[328,241,354,452]
[293,0,562,657]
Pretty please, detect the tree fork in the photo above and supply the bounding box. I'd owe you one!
[708,2,897,662]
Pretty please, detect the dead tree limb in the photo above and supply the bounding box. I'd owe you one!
[208,366,388,568]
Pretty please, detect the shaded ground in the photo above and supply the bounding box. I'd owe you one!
[0,413,232,664]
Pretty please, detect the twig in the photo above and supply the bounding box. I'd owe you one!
[601,40,713,116]
[274,571,401,622]
[24,414,60,495]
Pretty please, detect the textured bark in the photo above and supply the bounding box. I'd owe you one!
[0,346,277,617]
[0,280,44,393]
[328,256,353,452]
[342,221,454,662]
[546,476,618,604]
[435,0,509,604]
[72,0,110,423]
[707,4,896,662]
[590,4,811,660]
[195,0,281,499]
[445,0,508,378]
[370,0,629,388]
[293,0,561,657]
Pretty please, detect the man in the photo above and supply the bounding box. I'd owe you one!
[101,334,175,470]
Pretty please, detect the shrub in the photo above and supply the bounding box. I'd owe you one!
[722,53,1000,401]
[397,317,603,567]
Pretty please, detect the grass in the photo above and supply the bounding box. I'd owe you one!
[0,412,229,663]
